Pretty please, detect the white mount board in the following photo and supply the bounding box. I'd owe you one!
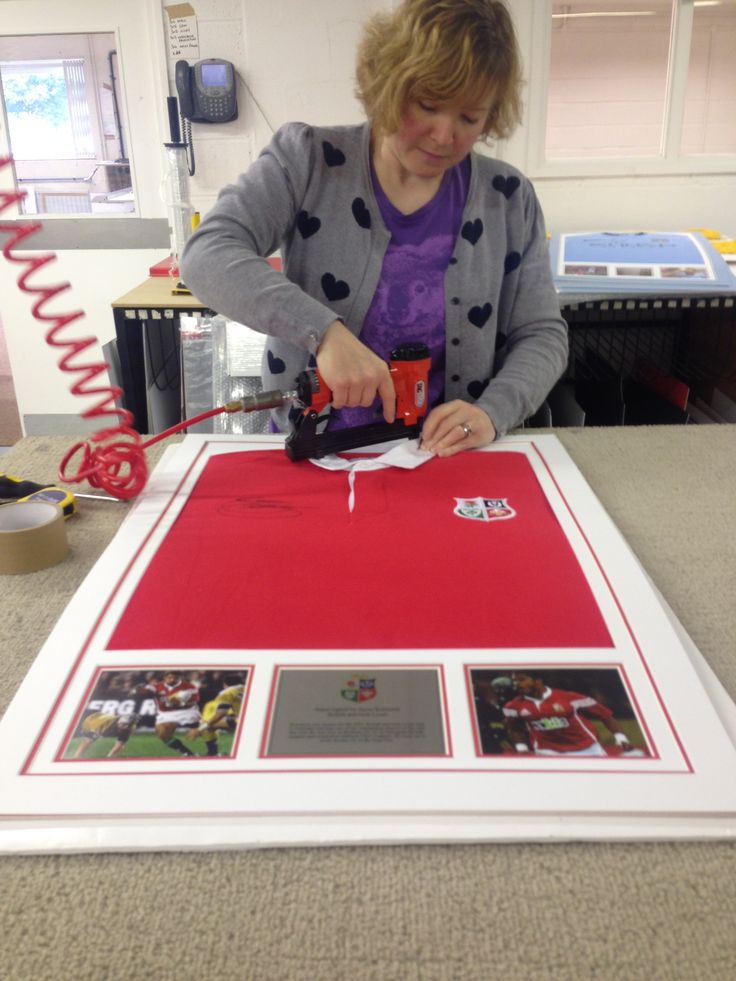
[0,434,734,852]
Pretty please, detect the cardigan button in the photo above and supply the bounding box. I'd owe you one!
[451,297,460,305]
[452,374,460,382]
[451,338,460,346]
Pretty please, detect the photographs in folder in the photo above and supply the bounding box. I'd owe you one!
[469,666,650,759]
[60,667,250,761]
[264,667,448,757]
[558,232,715,282]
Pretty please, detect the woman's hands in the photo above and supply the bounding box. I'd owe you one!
[315,322,495,455]
[420,400,496,457]
[316,320,396,422]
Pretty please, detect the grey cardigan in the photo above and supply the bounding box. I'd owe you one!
[181,122,568,436]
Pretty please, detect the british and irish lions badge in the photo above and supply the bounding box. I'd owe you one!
[453,497,516,522]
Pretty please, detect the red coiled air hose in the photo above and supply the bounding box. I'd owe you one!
[1,157,232,499]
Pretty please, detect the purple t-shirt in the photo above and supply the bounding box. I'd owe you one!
[327,157,469,430]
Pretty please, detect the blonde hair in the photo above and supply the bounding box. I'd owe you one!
[355,0,523,141]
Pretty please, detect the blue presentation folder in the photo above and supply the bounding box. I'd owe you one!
[549,231,736,296]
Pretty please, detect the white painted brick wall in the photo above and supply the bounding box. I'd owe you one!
[157,0,735,233]
[162,0,387,215]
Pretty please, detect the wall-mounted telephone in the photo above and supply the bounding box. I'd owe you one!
[173,58,238,176]
[175,58,238,124]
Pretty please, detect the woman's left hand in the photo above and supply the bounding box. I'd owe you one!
[419,401,496,457]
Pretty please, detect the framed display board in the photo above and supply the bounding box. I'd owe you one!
[549,231,736,295]
[1,434,735,852]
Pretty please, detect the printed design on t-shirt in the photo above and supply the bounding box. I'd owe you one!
[341,675,377,703]
[369,238,450,335]
[454,497,516,522]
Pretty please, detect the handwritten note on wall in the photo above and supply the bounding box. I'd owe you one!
[165,3,200,60]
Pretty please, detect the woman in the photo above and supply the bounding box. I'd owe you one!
[181,0,568,456]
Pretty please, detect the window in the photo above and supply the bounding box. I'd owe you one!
[534,0,736,172]
[546,1,674,159]
[0,0,168,250]
[3,59,94,159]
[682,0,736,153]
[0,32,134,216]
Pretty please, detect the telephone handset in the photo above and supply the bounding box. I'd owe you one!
[175,58,238,124]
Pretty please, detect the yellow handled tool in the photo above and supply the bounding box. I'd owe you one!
[0,473,77,519]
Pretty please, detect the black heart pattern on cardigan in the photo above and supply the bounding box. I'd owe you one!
[321,273,351,302]
[504,251,521,275]
[468,303,493,328]
[467,378,490,400]
[322,141,346,166]
[351,197,371,229]
[267,350,286,374]
[492,175,520,199]
[461,218,484,245]
[297,210,321,239]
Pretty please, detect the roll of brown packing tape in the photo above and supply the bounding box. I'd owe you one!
[0,500,69,574]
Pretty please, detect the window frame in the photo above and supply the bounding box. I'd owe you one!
[2,51,103,164]
[523,0,736,179]
[0,0,169,226]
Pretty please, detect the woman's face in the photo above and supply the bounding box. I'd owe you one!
[381,94,493,181]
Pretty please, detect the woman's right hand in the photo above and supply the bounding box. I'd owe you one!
[316,320,396,423]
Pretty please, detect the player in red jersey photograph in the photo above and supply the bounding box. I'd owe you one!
[131,670,201,757]
[503,671,642,757]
